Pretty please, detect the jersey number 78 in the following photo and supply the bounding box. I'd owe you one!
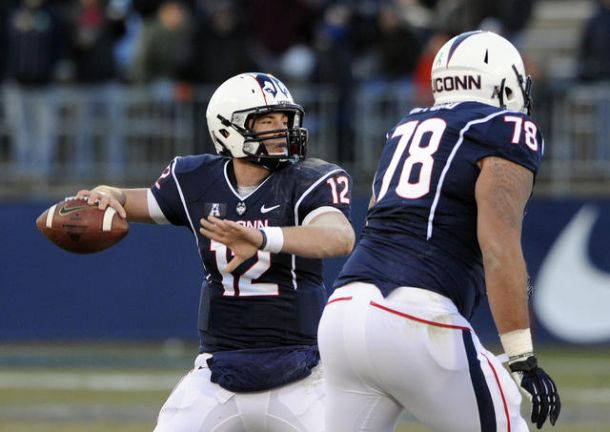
[377,118,446,202]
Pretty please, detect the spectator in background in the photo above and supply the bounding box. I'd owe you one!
[577,0,610,82]
[311,3,355,160]
[347,2,383,81]
[0,2,11,81]
[312,4,354,86]
[4,0,69,178]
[70,0,127,178]
[130,0,192,84]
[247,0,317,75]
[71,0,125,83]
[433,0,488,36]
[412,32,450,105]
[432,0,535,45]
[182,1,257,84]
[488,0,535,45]
[347,1,423,84]
[131,0,164,18]
[375,3,422,82]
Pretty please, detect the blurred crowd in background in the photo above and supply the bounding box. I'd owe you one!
[0,0,609,193]
[2,0,608,94]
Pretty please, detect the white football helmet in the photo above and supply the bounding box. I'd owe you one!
[431,31,533,115]
[206,73,308,170]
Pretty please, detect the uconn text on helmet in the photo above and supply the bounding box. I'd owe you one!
[431,31,533,115]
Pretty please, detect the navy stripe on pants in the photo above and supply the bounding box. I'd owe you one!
[463,330,496,432]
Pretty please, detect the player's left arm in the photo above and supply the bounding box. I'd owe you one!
[476,156,531,335]
[200,211,354,273]
[276,210,355,258]
[476,156,560,429]
[201,167,355,272]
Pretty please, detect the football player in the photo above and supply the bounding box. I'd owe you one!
[318,31,561,431]
[76,73,355,431]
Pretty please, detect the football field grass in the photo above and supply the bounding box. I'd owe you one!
[1,342,609,432]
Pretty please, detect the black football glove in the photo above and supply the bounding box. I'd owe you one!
[509,355,561,429]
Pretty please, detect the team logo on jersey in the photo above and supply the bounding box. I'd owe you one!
[236,201,247,215]
[204,203,227,218]
[255,74,290,99]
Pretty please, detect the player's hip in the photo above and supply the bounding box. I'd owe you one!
[325,282,471,328]
[155,355,325,432]
[319,282,476,379]
[318,283,525,431]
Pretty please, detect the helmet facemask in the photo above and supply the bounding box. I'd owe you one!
[495,65,533,116]
[215,105,308,171]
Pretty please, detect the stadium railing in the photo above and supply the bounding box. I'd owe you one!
[0,81,608,198]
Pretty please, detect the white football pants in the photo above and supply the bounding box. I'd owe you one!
[318,282,529,432]
[154,353,325,432]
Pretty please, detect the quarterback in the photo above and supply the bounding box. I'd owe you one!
[77,73,355,431]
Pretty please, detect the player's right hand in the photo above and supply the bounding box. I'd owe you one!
[200,215,262,273]
[509,355,561,429]
[75,189,127,219]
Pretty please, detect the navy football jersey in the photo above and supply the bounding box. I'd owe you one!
[151,155,351,352]
[335,102,543,319]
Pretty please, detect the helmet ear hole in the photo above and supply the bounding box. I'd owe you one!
[219,129,230,138]
[505,87,514,101]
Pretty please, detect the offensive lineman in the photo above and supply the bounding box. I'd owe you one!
[318,31,561,431]
[76,73,355,431]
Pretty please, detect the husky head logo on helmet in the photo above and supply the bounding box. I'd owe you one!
[206,73,308,170]
[431,31,533,115]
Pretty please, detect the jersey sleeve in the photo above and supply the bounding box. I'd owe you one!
[150,157,189,226]
[297,168,352,226]
[467,112,543,174]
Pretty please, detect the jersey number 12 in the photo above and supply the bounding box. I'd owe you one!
[211,240,279,296]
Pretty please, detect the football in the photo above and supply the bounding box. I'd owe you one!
[36,198,129,254]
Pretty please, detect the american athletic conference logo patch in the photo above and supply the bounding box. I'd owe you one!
[204,203,227,218]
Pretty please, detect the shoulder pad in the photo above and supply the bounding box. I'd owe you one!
[173,154,227,174]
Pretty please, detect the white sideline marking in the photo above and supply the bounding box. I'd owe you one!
[563,389,610,404]
[543,360,610,376]
[0,372,179,391]
[0,404,158,422]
